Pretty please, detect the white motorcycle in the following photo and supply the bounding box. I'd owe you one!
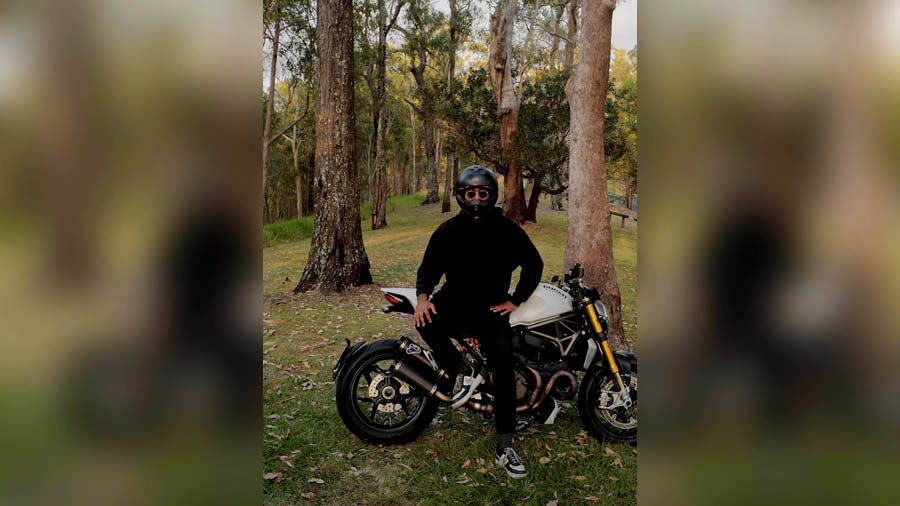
[333,264,637,445]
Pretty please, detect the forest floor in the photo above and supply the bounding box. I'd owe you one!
[262,194,637,506]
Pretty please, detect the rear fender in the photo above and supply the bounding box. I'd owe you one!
[332,339,367,380]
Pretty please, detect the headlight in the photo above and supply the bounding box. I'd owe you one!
[592,301,608,320]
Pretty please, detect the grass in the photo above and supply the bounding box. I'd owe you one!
[263,194,637,505]
[264,194,427,246]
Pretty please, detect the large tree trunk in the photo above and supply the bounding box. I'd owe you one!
[294,0,372,293]
[489,0,526,224]
[564,0,627,349]
[263,2,281,213]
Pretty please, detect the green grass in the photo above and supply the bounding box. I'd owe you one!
[263,197,637,505]
[264,194,427,247]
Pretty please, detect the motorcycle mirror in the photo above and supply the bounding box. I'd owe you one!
[551,275,560,283]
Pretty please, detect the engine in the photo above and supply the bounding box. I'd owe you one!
[512,313,591,370]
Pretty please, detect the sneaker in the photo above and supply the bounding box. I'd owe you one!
[450,362,483,408]
[495,446,527,479]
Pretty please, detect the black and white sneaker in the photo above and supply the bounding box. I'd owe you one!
[450,362,483,408]
[495,446,527,479]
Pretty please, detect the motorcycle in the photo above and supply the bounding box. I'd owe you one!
[333,263,637,445]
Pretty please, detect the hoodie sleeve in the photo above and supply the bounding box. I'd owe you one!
[416,224,446,297]
[509,224,544,306]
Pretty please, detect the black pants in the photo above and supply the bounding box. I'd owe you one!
[414,295,517,434]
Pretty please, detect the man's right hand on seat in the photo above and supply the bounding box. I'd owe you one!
[414,294,437,327]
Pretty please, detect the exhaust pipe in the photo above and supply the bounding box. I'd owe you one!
[531,370,578,410]
[391,360,452,402]
[398,338,450,382]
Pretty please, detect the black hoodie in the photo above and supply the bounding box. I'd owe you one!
[416,207,544,309]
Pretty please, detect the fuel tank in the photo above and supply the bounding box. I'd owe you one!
[508,283,575,328]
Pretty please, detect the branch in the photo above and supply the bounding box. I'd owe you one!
[403,97,422,117]
[386,0,407,34]
[267,109,311,147]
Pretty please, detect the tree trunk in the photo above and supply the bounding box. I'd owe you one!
[294,172,303,218]
[443,0,460,214]
[525,175,542,222]
[442,148,454,212]
[305,148,316,214]
[489,0,526,223]
[564,0,627,349]
[624,175,632,210]
[372,99,389,228]
[564,0,578,72]
[421,113,440,203]
[295,0,372,293]
[263,2,281,211]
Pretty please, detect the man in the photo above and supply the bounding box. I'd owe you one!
[414,165,543,479]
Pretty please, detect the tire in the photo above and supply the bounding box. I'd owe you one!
[578,361,637,444]
[335,339,440,445]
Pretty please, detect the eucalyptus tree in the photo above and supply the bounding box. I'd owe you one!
[564,0,627,349]
[294,0,373,292]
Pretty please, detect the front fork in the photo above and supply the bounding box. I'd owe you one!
[583,298,632,407]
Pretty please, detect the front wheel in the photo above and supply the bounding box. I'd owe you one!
[578,363,637,444]
[335,339,439,445]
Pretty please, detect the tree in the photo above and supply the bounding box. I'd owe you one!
[263,0,283,207]
[397,1,445,205]
[367,0,407,229]
[489,0,527,224]
[564,0,628,350]
[294,0,373,293]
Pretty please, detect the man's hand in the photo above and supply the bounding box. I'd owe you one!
[414,294,438,327]
[490,301,517,316]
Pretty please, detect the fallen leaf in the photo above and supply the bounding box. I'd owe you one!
[604,446,619,457]
[546,500,558,506]
[263,472,282,481]
[263,319,287,325]
[308,478,325,484]
[613,456,623,467]
[585,495,600,502]
[575,475,586,481]
[301,492,315,499]
[477,467,488,474]
[539,457,551,465]
[609,476,619,481]
[278,456,294,468]
[461,458,471,469]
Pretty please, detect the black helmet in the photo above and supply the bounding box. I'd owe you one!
[455,165,499,218]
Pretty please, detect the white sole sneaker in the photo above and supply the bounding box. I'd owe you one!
[495,453,527,479]
[450,373,483,408]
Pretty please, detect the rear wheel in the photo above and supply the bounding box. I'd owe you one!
[335,339,439,445]
[578,363,637,444]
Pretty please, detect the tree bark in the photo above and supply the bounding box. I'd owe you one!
[489,0,527,223]
[294,0,372,293]
[263,2,281,212]
[564,0,578,72]
[564,0,627,350]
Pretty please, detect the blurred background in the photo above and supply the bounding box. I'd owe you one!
[0,1,261,505]
[640,0,900,504]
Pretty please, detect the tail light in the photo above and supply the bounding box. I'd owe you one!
[384,294,401,304]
